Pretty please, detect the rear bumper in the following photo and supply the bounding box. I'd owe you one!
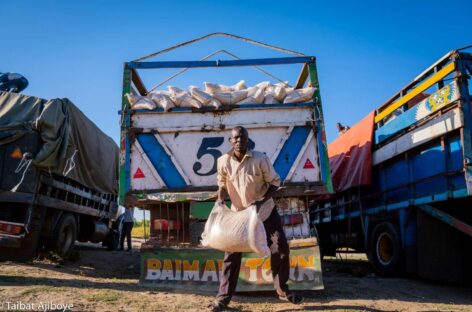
[0,190,33,203]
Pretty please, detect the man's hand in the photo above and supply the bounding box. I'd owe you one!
[253,199,265,213]
[253,185,281,213]
[217,186,228,205]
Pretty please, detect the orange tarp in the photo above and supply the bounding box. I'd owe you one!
[328,111,375,192]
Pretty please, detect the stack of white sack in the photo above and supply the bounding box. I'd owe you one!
[201,202,270,256]
[126,80,315,111]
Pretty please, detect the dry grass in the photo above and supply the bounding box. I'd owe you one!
[85,290,121,303]
[131,223,150,238]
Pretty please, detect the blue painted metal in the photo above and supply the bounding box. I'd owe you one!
[127,56,314,69]
[419,204,472,238]
[136,134,187,189]
[387,201,409,210]
[375,81,459,144]
[465,60,472,75]
[314,182,467,226]
[399,209,416,249]
[384,160,409,189]
[375,108,415,144]
[448,137,463,171]
[384,160,409,203]
[453,188,468,197]
[124,102,316,114]
[455,54,472,195]
[412,144,444,180]
[363,216,370,248]
[273,126,311,181]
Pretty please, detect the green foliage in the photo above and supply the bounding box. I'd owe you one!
[133,219,150,227]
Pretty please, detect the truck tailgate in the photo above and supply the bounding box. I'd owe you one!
[127,103,328,196]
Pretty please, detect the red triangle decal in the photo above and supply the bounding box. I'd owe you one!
[303,159,315,169]
[133,168,145,179]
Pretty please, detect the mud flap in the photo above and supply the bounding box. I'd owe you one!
[417,209,472,285]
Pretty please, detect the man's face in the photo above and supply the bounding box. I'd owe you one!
[230,128,249,153]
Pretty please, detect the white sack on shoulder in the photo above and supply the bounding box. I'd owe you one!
[283,87,316,103]
[149,91,174,111]
[201,202,270,256]
[126,94,156,110]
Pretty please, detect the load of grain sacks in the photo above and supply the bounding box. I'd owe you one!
[126,80,315,111]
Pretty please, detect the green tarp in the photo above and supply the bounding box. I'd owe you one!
[0,91,118,194]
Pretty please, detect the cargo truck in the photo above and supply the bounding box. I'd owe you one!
[119,33,332,291]
[312,48,472,284]
[0,92,120,261]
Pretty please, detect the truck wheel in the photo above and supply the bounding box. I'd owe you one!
[50,213,77,256]
[104,230,120,250]
[367,222,402,276]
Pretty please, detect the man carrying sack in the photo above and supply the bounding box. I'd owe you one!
[209,126,303,311]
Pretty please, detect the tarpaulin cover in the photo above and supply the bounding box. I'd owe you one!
[328,111,375,192]
[0,92,118,194]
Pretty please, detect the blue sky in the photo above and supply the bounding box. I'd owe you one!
[1,1,471,144]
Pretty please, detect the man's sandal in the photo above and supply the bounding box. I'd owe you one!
[279,293,304,304]
[207,301,227,312]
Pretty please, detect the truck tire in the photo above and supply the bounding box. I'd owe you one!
[367,222,402,276]
[49,213,77,256]
[104,229,120,250]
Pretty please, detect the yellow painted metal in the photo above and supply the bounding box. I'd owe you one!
[288,237,319,248]
[375,62,456,124]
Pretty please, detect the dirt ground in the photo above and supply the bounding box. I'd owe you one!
[0,239,471,312]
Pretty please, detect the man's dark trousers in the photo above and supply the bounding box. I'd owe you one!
[121,222,134,250]
[216,207,290,305]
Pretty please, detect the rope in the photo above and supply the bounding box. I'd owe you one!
[148,49,289,92]
[11,154,33,192]
[133,32,305,62]
[63,149,78,176]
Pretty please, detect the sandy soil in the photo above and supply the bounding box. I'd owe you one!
[0,239,471,312]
